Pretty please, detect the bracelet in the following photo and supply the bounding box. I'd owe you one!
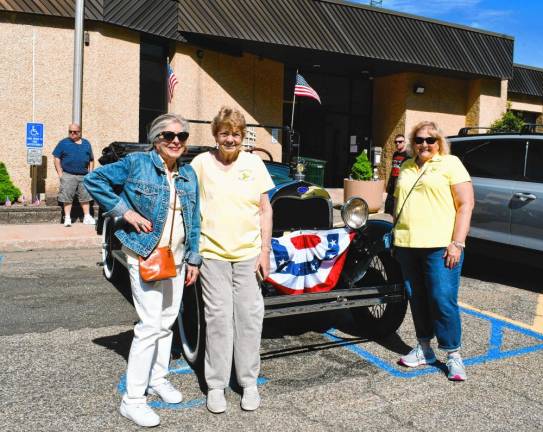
[450,240,465,249]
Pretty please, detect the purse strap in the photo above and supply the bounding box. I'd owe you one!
[167,187,176,248]
[393,163,427,229]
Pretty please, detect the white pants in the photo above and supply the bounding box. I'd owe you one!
[199,257,264,390]
[123,262,185,403]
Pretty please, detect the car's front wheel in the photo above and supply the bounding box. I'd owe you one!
[178,278,206,368]
[350,252,407,338]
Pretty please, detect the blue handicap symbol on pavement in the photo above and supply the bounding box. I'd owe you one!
[322,306,543,378]
[117,359,268,410]
[26,123,44,148]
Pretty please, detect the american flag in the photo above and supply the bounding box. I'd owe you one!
[266,228,355,295]
[294,74,321,104]
[167,64,178,103]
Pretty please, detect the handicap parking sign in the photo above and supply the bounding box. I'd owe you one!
[26,123,44,148]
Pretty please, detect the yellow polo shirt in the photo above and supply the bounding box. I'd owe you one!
[393,154,471,248]
[191,151,275,261]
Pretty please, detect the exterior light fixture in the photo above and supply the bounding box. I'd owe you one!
[84,31,90,46]
[413,84,425,94]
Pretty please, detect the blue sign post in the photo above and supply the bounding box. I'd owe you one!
[26,123,44,148]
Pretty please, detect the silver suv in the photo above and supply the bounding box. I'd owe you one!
[449,125,543,260]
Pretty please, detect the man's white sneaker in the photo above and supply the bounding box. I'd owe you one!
[64,217,72,227]
[119,400,160,427]
[83,215,95,225]
[206,389,226,414]
[148,381,183,404]
[241,386,261,411]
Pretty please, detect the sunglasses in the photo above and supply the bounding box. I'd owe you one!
[394,140,405,144]
[414,136,437,145]
[157,131,189,142]
[69,130,80,134]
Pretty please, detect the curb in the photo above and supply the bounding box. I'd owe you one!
[0,237,102,253]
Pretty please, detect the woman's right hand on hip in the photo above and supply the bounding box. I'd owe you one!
[123,209,153,234]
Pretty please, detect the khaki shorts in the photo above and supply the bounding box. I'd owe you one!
[58,172,92,203]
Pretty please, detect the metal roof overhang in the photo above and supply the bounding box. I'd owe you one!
[509,65,543,98]
[177,0,514,80]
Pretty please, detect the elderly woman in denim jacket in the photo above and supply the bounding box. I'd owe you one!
[393,121,474,382]
[84,113,201,428]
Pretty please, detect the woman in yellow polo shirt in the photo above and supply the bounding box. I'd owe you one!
[191,107,274,413]
[393,121,474,381]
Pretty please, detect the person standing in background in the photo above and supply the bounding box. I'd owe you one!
[384,134,408,215]
[53,123,95,226]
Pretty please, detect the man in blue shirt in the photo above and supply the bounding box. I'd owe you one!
[53,123,95,226]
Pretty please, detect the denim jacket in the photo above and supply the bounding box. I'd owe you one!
[84,150,202,266]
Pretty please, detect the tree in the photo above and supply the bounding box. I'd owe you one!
[0,162,22,204]
[490,105,525,133]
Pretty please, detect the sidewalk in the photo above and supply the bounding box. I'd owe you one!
[0,223,101,252]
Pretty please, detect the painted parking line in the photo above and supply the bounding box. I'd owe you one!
[117,359,269,410]
[532,295,543,333]
[323,305,543,379]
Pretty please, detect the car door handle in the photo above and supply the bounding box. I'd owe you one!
[513,192,537,201]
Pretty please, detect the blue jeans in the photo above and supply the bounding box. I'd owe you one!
[395,247,464,351]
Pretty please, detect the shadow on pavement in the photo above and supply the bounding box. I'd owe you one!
[463,251,543,293]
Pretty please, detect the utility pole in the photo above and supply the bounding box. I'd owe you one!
[72,0,85,125]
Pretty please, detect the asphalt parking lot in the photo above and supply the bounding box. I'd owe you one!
[1,247,542,432]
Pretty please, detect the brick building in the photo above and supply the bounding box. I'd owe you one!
[1,0,542,198]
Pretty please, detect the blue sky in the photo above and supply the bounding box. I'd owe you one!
[353,0,543,68]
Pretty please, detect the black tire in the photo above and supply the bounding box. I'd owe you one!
[101,217,124,282]
[350,252,407,338]
[178,278,206,368]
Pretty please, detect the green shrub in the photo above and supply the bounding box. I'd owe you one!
[490,107,525,133]
[350,150,373,181]
[0,162,22,204]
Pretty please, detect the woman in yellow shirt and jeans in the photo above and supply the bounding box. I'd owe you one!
[393,121,474,381]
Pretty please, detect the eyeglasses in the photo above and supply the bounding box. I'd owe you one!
[69,130,80,134]
[157,131,189,142]
[414,136,437,145]
[394,140,405,144]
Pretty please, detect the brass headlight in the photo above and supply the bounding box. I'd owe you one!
[341,196,369,230]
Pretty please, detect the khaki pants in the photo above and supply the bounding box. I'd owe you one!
[200,257,264,389]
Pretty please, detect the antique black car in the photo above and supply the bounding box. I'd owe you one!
[95,142,406,367]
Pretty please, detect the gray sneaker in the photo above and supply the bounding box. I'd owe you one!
[446,356,467,381]
[398,344,436,367]
[207,389,226,414]
[241,385,261,411]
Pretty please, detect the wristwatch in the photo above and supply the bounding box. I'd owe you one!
[450,240,465,249]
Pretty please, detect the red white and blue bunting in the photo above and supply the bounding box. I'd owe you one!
[266,228,355,295]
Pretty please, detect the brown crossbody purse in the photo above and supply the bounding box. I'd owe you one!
[138,191,177,282]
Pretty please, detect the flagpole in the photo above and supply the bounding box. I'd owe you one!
[166,56,170,109]
[290,69,298,131]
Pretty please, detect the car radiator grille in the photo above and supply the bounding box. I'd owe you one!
[272,197,332,232]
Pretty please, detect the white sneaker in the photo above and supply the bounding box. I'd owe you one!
[207,389,226,414]
[83,215,95,225]
[241,386,261,411]
[119,400,160,427]
[148,380,183,404]
[64,217,72,227]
